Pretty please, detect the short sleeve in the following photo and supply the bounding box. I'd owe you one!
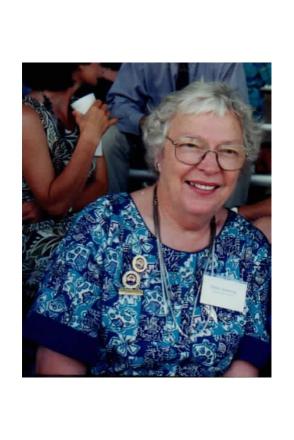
[235,234,271,368]
[23,201,109,365]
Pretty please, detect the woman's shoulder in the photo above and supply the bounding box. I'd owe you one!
[66,193,137,247]
[23,94,43,111]
[22,97,40,118]
[74,192,133,222]
[22,98,47,139]
[23,94,52,124]
[93,192,132,209]
[224,209,271,249]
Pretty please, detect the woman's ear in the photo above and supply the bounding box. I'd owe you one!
[156,162,161,172]
[155,149,165,172]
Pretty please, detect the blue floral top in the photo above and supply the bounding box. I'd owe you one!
[24,193,271,376]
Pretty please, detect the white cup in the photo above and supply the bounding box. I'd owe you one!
[71,93,96,114]
[71,93,103,156]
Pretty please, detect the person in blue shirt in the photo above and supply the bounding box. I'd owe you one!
[103,62,251,208]
[24,81,270,377]
[107,63,249,135]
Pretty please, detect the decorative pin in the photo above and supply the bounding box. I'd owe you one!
[132,255,148,273]
[119,270,143,296]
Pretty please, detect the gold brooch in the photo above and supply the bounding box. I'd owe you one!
[119,270,143,295]
[119,255,148,296]
[132,255,148,273]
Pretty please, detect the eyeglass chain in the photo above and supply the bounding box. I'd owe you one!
[153,185,216,339]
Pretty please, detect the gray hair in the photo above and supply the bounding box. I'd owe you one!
[142,81,262,172]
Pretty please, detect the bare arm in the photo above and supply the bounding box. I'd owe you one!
[23,157,108,219]
[22,200,45,222]
[253,216,271,242]
[36,346,87,376]
[101,66,118,82]
[22,102,116,217]
[239,197,271,221]
[71,156,108,212]
[223,360,259,377]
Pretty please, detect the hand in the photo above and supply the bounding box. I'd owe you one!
[23,201,44,223]
[73,100,117,144]
[101,67,117,83]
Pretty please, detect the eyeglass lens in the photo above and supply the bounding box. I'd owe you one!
[168,137,245,170]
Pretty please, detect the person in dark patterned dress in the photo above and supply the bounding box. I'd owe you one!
[24,81,271,377]
[22,63,117,312]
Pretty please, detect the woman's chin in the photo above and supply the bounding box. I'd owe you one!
[182,188,223,216]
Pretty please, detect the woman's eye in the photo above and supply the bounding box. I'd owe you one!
[220,147,239,156]
[181,143,202,149]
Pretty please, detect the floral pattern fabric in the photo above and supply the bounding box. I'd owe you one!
[22,96,95,301]
[25,193,271,376]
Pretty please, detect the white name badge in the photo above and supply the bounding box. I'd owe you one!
[200,275,247,313]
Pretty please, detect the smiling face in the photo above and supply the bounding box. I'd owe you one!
[157,111,244,219]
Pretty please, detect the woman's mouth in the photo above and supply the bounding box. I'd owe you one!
[185,180,220,192]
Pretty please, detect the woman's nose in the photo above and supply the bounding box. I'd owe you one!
[197,150,221,172]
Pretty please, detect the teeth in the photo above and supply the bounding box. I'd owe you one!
[189,182,216,190]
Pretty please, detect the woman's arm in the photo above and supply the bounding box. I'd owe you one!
[238,197,271,221]
[36,346,87,376]
[253,216,271,242]
[223,360,259,377]
[22,200,45,223]
[22,102,116,217]
[71,156,108,212]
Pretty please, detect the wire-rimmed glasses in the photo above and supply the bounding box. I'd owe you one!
[166,136,247,171]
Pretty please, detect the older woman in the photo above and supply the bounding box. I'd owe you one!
[23,81,271,377]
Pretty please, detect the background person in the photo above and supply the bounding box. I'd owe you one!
[74,63,121,102]
[23,81,270,377]
[22,62,116,310]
